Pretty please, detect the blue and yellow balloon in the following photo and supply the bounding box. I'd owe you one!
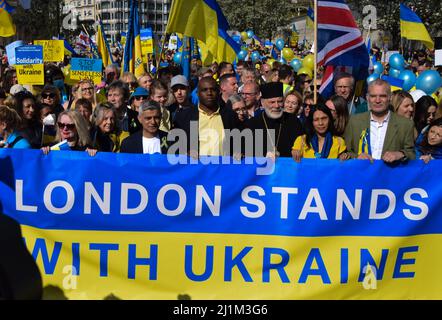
[251,51,260,62]
[389,53,405,71]
[399,70,416,92]
[275,38,285,50]
[373,62,384,75]
[416,70,442,95]
[367,73,380,84]
[290,59,302,72]
[237,50,247,61]
[173,52,182,64]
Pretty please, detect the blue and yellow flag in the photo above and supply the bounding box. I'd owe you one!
[122,0,145,78]
[400,3,434,50]
[0,0,16,37]
[166,0,240,64]
[96,19,114,67]
[306,6,314,29]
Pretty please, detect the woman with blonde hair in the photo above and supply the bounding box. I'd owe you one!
[391,90,415,120]
[41,110,96,155]
[137,72,154,92]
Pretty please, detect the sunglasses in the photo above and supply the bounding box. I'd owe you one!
[57,122,76,130]
[134,96,148,101]
[42,93,56,99]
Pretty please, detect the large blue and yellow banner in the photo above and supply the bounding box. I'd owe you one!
[0,149,442,299]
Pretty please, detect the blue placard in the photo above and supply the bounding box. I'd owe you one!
[15,45,44,65]
[140,28,153,41]
[71,58,102,72]
[6,40,24,65]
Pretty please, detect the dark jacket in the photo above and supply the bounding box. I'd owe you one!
[172,105,242,156]
[120,130,169,154]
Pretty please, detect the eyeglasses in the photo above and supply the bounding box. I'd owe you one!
[42,93,56,99]
[57,122,76,130]
[234,108,247,114]
[134,96,148,101]
[81,87,94,92]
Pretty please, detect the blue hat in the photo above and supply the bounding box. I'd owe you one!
[129,86,149,102]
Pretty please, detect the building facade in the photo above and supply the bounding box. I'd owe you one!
[95,0,171,42]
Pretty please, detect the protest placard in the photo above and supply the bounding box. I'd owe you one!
[34,40,65,62]
[15,45,44,85]
[140,28,154,63]
[70,57,103,84]
[5,40,24,65]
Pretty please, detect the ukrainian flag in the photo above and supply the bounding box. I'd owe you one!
[166,0,240,64]
[96,19,114,67]
[50,140,71,151]
[400,3,434,50]
[0,0,16,37]
[122,0,145,78]
[306,6,314,29]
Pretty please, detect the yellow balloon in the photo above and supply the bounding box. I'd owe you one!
[267,59,275,68]
[302,54,315,70]
[241,31,249,40]
[297,67,313,78]
[282,48,294,61]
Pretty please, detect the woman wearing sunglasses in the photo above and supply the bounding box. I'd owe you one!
[41,110,97,156]
[39,85,64,117]
[292,104,349,162]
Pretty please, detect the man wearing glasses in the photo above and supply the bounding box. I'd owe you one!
[334,72,368,115]
[241,82,262,118]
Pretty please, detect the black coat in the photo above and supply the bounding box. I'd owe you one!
[245,112,304,157]
[172,106,242,156]
[120,130,169,154]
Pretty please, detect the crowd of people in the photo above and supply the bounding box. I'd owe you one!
[0,42,441,165]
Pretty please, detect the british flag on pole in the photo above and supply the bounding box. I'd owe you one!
[317,0,369,98]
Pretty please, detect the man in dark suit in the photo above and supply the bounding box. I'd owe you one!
[344,78,415,162]
[120,101,169,154]
[172,76,242,157]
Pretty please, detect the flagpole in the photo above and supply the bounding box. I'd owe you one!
[313,0,318,104]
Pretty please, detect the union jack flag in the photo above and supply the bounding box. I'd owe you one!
[317,0,369,99]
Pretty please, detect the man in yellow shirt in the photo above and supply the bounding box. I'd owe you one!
[172,77,241,157]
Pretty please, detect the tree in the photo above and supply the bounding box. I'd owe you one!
[11,0,62,41]
[218,0,297,39]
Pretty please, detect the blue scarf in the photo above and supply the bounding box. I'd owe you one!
[311,132,333,159]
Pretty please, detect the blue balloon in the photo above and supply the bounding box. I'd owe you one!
[399,70,417,91]
[367,73,380,84]
[278,57,287,65]
[247,30,254,39]
[173,52,182,64]
[290,58,302,72]
[389,68,401,78]
[389,53,405,70]
[416,70,442,95]
[373,62,384,75]
[237,50,247,60]
[275,38,285,50]
[251,51,260,62]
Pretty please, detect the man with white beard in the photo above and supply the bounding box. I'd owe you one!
[245,82,303,158]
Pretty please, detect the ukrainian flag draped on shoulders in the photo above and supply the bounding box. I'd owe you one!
[96,19,114,68]
[122,0,145,78]
[0,0,16,37]
[166,0,240,64]
[400,3,434,50]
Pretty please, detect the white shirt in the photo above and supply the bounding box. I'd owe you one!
[370,111,390,160]
[142,136,161,154]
